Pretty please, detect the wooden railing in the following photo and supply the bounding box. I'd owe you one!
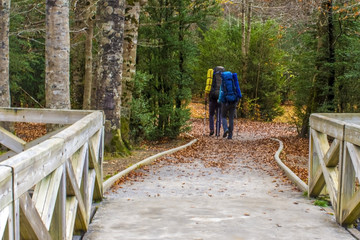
[309,113,360,226]
[0,108,104,239]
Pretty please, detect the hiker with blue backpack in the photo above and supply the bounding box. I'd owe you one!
[205,66,225,136]
[218,71,242,139]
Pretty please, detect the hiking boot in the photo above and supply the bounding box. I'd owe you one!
[223,129,229,138]
[209,131,214,136]
[227,132,232,139]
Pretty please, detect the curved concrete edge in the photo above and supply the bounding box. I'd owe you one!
[103,139,198,192]
[271,138,308,193]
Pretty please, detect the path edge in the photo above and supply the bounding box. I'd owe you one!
[271,138,308,192]
[103,139,198,192]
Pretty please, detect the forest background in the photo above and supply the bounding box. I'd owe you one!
[1,0,360,155]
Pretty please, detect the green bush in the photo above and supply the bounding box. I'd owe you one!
[193,20,287,121]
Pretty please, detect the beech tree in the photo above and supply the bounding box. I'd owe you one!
[0,0,11,107]
[45,0,71,109]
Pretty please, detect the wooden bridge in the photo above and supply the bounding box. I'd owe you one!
[309,113,360,227]
[0,108,104,239]
[0,108,360,239]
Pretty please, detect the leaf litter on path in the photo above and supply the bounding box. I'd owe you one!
[111,118,308,191]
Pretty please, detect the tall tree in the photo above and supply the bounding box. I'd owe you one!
[70,0,86,109]
[96,0,127,153]
[241,0,252,85]
[0,0,11,107]
[121,0,145,146]
[83,0,95,110]
[68,0,96,110]
[326,0,335,109]
[298,0,335,136]
[45,0,71,109]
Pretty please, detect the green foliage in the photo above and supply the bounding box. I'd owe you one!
[135,0,219,140]
[131,72,191,141]
[247,20,286,121]
[193,19,286,121]
[334,19,360,113]
[285,2,360,135]
[130,72,158,142]
[284,25,318,133]
[192,20,242,94]
[313,195,331,207]
[9,0,45,107]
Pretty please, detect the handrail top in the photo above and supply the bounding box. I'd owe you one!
[310,113,360,145]
[311,113,360,125]
[0,107,104,125]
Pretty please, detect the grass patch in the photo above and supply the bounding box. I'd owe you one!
[314,195,331,207]
[314,199,329,207]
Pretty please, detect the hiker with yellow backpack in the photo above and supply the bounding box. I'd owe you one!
[204,66,225,136]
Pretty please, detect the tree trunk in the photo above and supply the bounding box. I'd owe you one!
[70,0,86,110]
[246,0,252,57]
[45,0,71,109]
[83,19,94,110]
[241,0,252,84]
[176,0,185,109]
[83,0,96,110]
[120,0,142,146]
[0,0,11,107]
[241,0,246,83]
[70,43,84,109]
[96,0,128,155]
[327,0,335,110]
[299,1,329,137]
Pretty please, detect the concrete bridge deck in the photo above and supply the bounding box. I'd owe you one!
[84,136,355,240]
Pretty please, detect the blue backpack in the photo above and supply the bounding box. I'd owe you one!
[221,71,238,102]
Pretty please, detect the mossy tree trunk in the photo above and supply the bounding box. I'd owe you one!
[96,0,129,155]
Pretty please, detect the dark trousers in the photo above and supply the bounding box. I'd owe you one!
[209,98,221,133]
[221,101,236,137]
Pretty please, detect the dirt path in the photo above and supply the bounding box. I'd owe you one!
[84,120,354,240]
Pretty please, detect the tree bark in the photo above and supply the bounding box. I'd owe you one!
[96,0,128,154]
[120,0,142,145]
[83,0,96,110]
[241,0,246,83]
[45,0,71,109]
[0,0,11,107]
[327,0,335,110]
[83,18,94,110]
[241,0,252,84]
[246,0,252,57]
[70,0,86,109]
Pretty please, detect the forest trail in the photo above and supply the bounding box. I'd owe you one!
[84,120,355,240]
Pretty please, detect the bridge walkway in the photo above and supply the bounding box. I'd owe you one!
[84,131,355,240]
